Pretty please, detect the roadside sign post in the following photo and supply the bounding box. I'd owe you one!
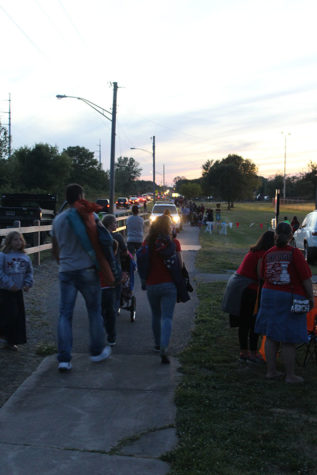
[274,189,280,229]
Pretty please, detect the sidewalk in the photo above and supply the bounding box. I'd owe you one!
[0,354,179,474]
[0,224,200,474]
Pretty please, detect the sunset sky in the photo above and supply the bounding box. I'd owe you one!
[1,0,317,185]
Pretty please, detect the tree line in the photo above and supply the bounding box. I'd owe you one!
[174,154,317,205]
[0,142,152,204]
[1,127,316,206]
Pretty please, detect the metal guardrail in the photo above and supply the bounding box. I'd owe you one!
[0,213,150,265]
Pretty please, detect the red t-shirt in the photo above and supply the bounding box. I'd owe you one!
[261,245,312,296]
[236,250,265,290]
[146,239,181,285]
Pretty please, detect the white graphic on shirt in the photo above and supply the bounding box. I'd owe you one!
[265,251,292,285]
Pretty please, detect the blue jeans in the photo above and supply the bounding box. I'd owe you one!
[58,268,106,362]
[114,284,121,314]
[127,242,142,256]
[147,282,177,352]
[101,287,116,342]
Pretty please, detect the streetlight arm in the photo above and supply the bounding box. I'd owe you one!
[56,82,118,214]
[130,147,151,155]
[56,94,112,121]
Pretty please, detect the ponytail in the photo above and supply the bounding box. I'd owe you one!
[275,222,292,248]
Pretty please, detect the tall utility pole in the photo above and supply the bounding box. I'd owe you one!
[8,93,11,158]
[163,164,165,188]
[281,131,291,200]
[0,93,12,158]
[109,82,118,213]
[152,135,156,203]
[97,140,101,165]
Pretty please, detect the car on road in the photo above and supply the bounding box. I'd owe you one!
[129,196,139,205]
[142,193,152,201]
[293,210,317,263]
[150,202,182,231]
[116,197,130,209]
[137,196,146,203]
[96,198,110,212]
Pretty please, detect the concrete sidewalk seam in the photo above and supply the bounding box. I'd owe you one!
[0,440,165,459]
[108,424,175,454]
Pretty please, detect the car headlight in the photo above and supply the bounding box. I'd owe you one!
[150,215,157,222]
[172,215,180,223]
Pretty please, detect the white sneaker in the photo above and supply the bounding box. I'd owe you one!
[58,362,72,372]
[90,346,112,362]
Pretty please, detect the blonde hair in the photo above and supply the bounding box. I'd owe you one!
[2,231,26,253]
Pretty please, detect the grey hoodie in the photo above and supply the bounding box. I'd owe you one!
[0,251,33,290]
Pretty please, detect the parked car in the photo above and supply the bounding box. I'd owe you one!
[116,197,130,209]
[293,210,317,263]
[96,198,110,212]
[150,202,182,231]
[0,193,56,246]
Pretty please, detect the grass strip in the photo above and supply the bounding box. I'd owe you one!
[167,283,317,474]
[196,202,317,274]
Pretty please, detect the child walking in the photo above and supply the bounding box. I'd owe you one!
[0,231,33,350]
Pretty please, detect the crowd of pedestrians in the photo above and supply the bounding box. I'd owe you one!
[1,186,314,384]
[223,222,314,383]
[176,199,215,227]
[0,184,192,371]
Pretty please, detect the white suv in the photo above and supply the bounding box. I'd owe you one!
[150,203,182,231]
[293,210,317,263]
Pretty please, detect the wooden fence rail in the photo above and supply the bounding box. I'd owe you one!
[0,213,149,265]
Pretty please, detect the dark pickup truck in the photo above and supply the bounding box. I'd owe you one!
[0,193,57,245]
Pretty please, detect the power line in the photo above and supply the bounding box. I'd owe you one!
[57,0,86,44]
[0,4,45,56]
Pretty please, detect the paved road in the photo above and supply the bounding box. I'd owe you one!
[0,224,200,475]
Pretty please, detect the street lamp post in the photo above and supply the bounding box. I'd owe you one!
[131,136,156,203]
[56,82,118,213]
[281,131,291,200]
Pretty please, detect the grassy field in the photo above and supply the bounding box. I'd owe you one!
[167,283,317,474]
[196,202,317,275]
[167,202,317,474]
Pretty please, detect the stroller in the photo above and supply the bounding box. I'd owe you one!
[119,251,137,322]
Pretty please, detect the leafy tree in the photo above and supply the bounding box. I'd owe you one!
[132,179,154,195]
[115,156,142,194]
[179,182,202,199]
[299,162,317,206]
[173,176,187,186]
[204,154,258,207]
[0,159,13,190]
[64,146,109,191]
[0,121,8,160]
[201,160,215,194]
[265,175,284,198]
[10,143,72,193]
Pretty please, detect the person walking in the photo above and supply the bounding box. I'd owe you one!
[142,214,187,364]
[126,205,144,256]
[231,231,274,362]
[52,184,111,372]
[0,231,33,351]
[101,214,127,344]
[291,216,300,233]
[255,222,313,383]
